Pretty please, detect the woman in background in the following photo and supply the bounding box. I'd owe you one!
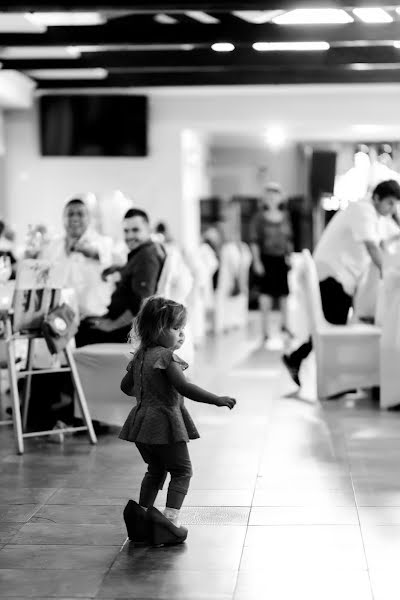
[250,183,293,344]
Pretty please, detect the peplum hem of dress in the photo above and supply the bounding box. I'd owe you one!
[119,346,200,445]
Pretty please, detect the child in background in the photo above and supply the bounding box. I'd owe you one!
[119,296,236,546]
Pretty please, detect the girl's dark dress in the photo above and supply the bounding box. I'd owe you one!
[119,346,200,445]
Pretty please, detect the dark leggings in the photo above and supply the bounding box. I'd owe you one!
[136,442,193,510]
[290,277,353,366]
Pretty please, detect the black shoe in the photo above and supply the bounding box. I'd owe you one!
[282,354,300,387]
[123,500,153,546]
[147,507,188,547]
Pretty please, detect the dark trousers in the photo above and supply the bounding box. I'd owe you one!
[136,442,193,510]
[290,277,353,366]
[75,318,131,348]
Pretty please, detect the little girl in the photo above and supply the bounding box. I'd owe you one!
[119,296,236,546]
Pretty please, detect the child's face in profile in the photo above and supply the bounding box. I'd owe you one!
[158,325,186,350]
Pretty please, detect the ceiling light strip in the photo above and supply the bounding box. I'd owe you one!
[185,11,220,24]
[273,9,354,25]
[253,41,330,52]
[353,8,393,23]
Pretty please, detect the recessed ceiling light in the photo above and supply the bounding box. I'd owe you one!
[353,8,393,23]
[263,125,287,149]
[70,44,194,53]
[232,11,282,24]
[273,9,353,25]
[25,12,106,26]
[253,41,330,51]
[211,42,235,52]
[349,62,400,70]
[185,11,220,24]
[0,13,46,33]
[0,46,80,59]
[154,13,178,24]
[26,68,108,79]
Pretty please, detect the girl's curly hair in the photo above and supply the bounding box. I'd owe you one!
[130,295,187,350]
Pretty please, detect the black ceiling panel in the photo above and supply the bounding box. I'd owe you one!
[2,2,400,87]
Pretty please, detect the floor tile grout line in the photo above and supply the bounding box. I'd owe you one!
[349,458,375,600]
[232,380,279,599]
[322,405,375,600]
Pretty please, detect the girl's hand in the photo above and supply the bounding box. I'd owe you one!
[215,396,236,409]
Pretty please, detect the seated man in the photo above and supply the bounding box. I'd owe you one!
[75,208,165,347]
[41,197,114,319]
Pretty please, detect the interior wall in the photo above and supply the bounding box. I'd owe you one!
[5,84,400,247]
[209,143,304,199]
[3,102,183,244]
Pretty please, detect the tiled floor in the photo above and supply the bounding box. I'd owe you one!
[0,319,399,599]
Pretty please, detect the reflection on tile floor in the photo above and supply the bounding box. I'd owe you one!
[1,318,400,598]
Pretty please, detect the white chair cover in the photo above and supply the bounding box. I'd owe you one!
[74,343,133,426]
[302,250,380,399]
[184,245,217,345]
[380,255,400,409]
[214,242,251,333]
[156,244,194,366]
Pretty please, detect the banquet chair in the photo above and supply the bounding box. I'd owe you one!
[6,260,97,454]
[214,242,252,333]
[302,249,381,399]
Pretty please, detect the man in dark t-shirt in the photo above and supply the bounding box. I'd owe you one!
[75,208,165,347]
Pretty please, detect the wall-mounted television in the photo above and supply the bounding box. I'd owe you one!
[39,94,148,157]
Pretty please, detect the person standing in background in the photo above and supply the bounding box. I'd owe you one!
[282,179,400,389]
[249,183,293,344]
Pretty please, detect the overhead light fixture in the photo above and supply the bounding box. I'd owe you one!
[211,42,235,52]
[0,46,81,59]
[263,125,287,150]
[232,11,282,24]
[394,41,400,48]
[253,41,330,51]
[25,12,106,27]
[154,14,178,24]
[353,8,393,23]
[0,13,46,33]
[273,9,353,25]
[349,62,400,70]
[185,11,220,24]
[26,68,108,79]
[71,44,195,52]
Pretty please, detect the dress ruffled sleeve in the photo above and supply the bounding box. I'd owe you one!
[153,348,189,371]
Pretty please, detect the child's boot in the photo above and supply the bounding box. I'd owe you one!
[123,500,153,545]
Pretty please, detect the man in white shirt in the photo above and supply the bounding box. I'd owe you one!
[42,198,114,319]
[283,179,400,387]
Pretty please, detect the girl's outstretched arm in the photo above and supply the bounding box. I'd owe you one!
[166,361,236,409]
